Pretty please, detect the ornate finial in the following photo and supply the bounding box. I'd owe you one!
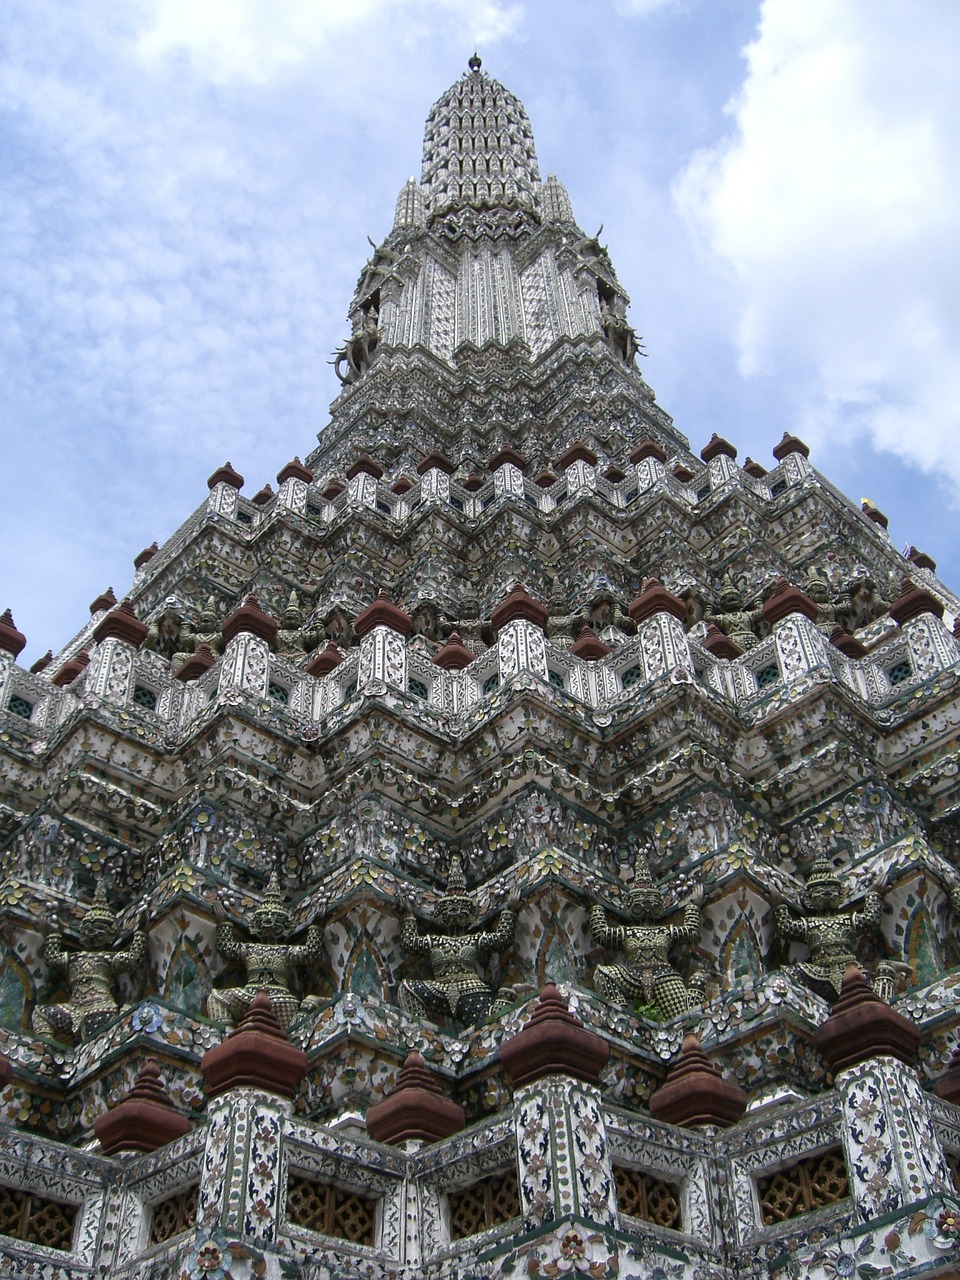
[282,590,302,629]
[631,849,654,889]
[468,52,482,72]
[446,852,466,896]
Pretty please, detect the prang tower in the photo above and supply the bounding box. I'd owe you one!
[2,58,960,1280]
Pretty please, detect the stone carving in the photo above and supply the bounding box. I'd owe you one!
[209,874,323,1028]
[840,576,893,632]
[275,590,319,658]
[599,296,641,366]
[32,882,147,1042]
[143,607,183,659]
[398,854,519,1024]
[774,858,885,999]
[171,595,224,669]
[334,306,380,384]
[704,577,763,650]
[590,854,706,1018]
[803,571,843,634]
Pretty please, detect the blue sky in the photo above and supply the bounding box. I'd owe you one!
[3,0,960,663]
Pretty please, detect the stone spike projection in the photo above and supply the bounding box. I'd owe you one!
[0,56,959,1280]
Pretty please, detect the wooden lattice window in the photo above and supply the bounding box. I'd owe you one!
[757,1147,850,1225]
[286,1175,378,1246]
[613,1164,682,1230]
[0,1184,78,1252]
[448,1169,521,1240]
[149,1184,198,1245]
[946,1151,960,1197]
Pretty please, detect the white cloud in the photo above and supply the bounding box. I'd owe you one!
[674,0,960,485]
[137,0,523,83]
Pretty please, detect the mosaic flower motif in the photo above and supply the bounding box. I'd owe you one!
[131,1001,163,1033]
[823,1250,856,1278]
[540,1229,615,1278]
[193,1240,224,1274]
[938,1209,960,1237]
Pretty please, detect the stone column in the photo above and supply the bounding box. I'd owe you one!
[627,578,693,681]
[557,442,598,497]
[701,432,739,487]
[87,600,148,707]
[491,448,527,502]
[501,985,615,1231]
[199,994,309,1243]
[816,966,950,1222]
[219,596,278,700]
[761,579,833,683]
[206,461,244,518]
[355,592,412,691]
[346,456,383,508]
[417,452,454,504]
[630,438,667,492]
[0,610,27,708]
[275,457,313,516]
[837,1055,953,1222]
[888,580,959,679]
[491,587,550,684]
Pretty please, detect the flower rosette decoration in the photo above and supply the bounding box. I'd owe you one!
[541,1228,618,1279]
[917,1196,960,1251]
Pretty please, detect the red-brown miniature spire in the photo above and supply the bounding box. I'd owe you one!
[570,626,612,660]
[0,610,26,659]
[221,594,279,645]
[346,455,384,480]
[29,650,53,674]
[174,642,217,682]
[830,626,868,659]
[134,541,159,570]
[491,585,549,632]
[52,649,90,687]
[416,452,455,476]
[701,624,743,660]
[772,432,810,460]
[627,578,686,624]
[304,641,344,677]
[365,1051,465,1144]
[93,598,148,648]
[433,631,475,670]
[557,442,598,469]
[761,577,819,625]
[89,587,117,615]
[630,438,667,464]
[490,446,527,472]
[888,577,944,625]
[814,964,920,1074]
[354,590,413,639]
[700,433,736,462]
[276,457,314,485]
[648,1033,747,1128]
[201,992,308,1100]
[94,1058,191,1154]
[207,461,244,490]
[500,983,609,1088]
